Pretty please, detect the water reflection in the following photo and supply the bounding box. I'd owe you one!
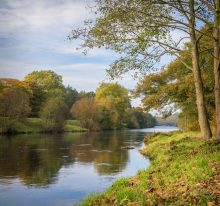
[0,127,179,206]
[0,130,145,187]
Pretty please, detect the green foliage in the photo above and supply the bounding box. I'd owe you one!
[24,70,66,117]
[82,132,220,205]
[135,34,215,131]
[178,112,199,131]
[0,75,90,134]
[25,81,46,117]
[24,70,65,98]
[125,107,157,129]
[96,82,130,128]
[0,118,86,134]
[71,83,156,131]
[0,79,31,133]
[69,0,171,78]
[63,86,79,108]
[40,98,69,132]
[64,120,88,132]
[98,106,116,130]
[79,91,95,99]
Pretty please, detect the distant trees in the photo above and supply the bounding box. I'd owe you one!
[71,97,103,131]
[0,71,71,133]
[96,83,130,128]
[0,71,157,133]
[71,82,156,131]
[79,91,95,99]
[63,86,79,108]
[125,108,156,129]
[63,86,96,109]
[0,79,31,133]
[24,70,65,117]
[24,70,64,97]
[25,81,46,117]
[40,98,69,132]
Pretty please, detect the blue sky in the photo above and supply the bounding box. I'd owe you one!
[0,0,184,106]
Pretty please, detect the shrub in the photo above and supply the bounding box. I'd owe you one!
[40,97,68,132]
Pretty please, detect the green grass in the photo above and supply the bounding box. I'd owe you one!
[0,118,87,134]
[81,131,220,206]
[64,120,88,132]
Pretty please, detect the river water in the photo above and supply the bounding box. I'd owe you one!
[0,126,178,206]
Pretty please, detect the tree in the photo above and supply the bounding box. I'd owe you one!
[0,79,31,133]
[212,0,220,139]
[71,97,103,131]
[125,107,157,129]
[40,98,68,132]
[135,35,215,131]
[63,86,79,108]
[99,105,116,130]
[96,83,130,128]
[24,70,65,117]
[70,0,213,139]
[25,81,46,117]
[24,70,65,98]
[78,91,95,99]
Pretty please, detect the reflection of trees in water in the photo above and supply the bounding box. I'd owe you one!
[0,134,65,187]
[68,132,129,174]
[0,131,145,187]
[67,131,144,175]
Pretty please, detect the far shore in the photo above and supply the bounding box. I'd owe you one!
[0,118,88,135]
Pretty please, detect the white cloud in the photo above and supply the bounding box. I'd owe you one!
[0,0,117,58]
[0,0,92,34]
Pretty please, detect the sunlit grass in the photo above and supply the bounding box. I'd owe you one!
[81,131,220,205]
[64,120,87,132]
[0,118,87,134]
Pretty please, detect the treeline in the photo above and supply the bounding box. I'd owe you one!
[0,70,156,133]
[71,83,156,130]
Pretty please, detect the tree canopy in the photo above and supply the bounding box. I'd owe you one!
[24,70,65,98]
[70,0,220,139]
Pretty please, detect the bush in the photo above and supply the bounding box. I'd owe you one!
[40,97,68,132]
[0,86,31,133]
[71,97,103,131]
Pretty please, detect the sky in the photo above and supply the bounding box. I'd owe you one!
[0,0,180,106]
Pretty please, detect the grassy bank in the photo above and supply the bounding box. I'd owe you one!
[82,132,220,206]
[0,118,87,134]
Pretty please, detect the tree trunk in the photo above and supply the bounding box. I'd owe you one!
[214,0,220,140]
[189,0,212,139]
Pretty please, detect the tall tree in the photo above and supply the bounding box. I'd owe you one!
[63,86,79,108]
[0,79,31,133]
[96,83,130,127]
[71,97,103,131]
[24,70,65,98]
[24,70,65,117]
[135,36,215,131]
[188,0,212,138]
[213,0,220,139]
[40,97,69,132]
[70,0,213,139]
[25,81,46,117]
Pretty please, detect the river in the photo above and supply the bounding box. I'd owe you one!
[0,126,178,206]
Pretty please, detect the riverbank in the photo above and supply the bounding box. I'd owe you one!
[82,131,220,205]
[0,118,87,134]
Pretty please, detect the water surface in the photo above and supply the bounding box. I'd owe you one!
[0,126,177,206]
